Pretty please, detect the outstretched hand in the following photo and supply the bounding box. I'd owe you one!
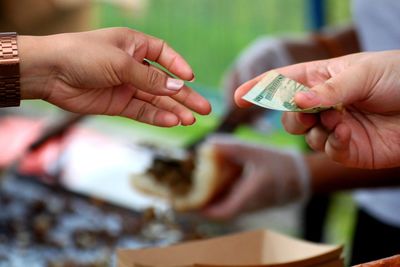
[19,28,211,127]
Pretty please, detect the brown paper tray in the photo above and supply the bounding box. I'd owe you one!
[118,229,343,267]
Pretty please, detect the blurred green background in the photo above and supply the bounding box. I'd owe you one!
[98,0,351,89]
[94,0,353,149]
[93,0,353,158]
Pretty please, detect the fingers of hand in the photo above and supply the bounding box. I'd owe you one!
[133,89,197,126]
[119,97,180,127]
[234,74,265,107]
[320,109,343,131]
[282,112,317,135]
[309,109,348,156]
[128,61,185,95]
[305,125,329,152]
[114,28,194,81]
[120,57,211,115]
[325,123,351,164]
[170,86,212,115]
[294,65,367,109]
[283,104,352,164]
[143,36,195,81]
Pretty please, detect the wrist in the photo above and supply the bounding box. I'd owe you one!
[288,150,311,202]
[0,32,20,107]
[267,149,311,205]
[18,35,57,100]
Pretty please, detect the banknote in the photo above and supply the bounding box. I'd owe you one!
[242,71,331,113]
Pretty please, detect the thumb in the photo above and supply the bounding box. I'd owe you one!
[294,65,368,109]
[122,56,185,95]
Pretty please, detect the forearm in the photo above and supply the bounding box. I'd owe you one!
[307,152,400,194]
[320,25,360,55]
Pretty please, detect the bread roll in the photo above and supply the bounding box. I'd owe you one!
[132,143,241,211]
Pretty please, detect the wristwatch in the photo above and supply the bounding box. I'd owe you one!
[0,32,20,108]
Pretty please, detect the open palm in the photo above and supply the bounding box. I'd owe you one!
[19,28,211,127]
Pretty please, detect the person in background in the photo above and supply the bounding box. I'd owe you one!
[217,24,360,246]
[204,0,400,264]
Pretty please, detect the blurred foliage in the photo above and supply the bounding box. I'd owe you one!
[327,0,352,25]
[98,0,351,89]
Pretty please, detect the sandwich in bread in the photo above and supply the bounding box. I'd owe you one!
[132,143,241,211]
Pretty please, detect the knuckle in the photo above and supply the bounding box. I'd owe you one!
[146,69,163,90]
[115,55,132,82]
[322,80,342,102]
[307,127,327,152]
[305,133,321,152]
[326,141,348,165]
[116,27,135,35]
[136,103,148,121]
[159,40,168,50]
[281,113,305,135]
[323,80,337,93]
[118,55,132,71]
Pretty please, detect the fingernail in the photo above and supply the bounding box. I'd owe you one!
[189,75,196,82]
[166,78,184,91]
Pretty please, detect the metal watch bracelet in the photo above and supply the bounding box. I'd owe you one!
[0,32,20,108]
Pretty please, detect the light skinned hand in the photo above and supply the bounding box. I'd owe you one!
[235,51,400,169]
[18,28,211,127]
[202,136,309,220]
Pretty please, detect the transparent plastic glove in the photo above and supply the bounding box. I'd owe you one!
[202,135,310,220]
[222,37,292,108]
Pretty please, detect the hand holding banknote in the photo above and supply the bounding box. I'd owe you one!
[235,51,400,169]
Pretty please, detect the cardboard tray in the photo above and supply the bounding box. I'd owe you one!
[118,229,343,267]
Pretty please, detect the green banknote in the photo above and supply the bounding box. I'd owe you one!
[242,71,330,113]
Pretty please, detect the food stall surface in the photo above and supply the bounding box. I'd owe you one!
[0,174,231,267]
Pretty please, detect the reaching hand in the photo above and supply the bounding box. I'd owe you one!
[235,51,400,169]
[18,28,211,127]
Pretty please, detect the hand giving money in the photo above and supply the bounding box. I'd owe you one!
[242,71,338,113]
[235,51,400,169]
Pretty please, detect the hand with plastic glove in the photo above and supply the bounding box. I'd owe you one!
[220,37,297,128]
[18,27,211,127]
[223,37,294,109]
[235,51,400,169]
[202,136,310,220]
